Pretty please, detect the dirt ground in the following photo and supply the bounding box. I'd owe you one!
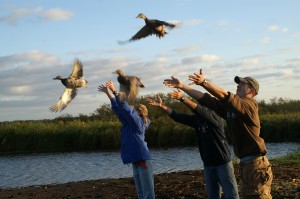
[0,164,299,199]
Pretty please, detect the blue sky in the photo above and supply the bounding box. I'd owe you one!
[1,0,300,121]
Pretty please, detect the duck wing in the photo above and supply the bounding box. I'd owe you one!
[117,75,130,96]
[156,20,176,28]
[70,59,83,78]
[118,26,154,45]
[128,76,145,100]
[49,88,77,112]
[128,77,138,100]
[130,25,154,41]
[117,75,130,85]
[119,83,130,97]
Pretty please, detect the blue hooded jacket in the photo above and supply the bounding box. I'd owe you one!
[110,96,151,164]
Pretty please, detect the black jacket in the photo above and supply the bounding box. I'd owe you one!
[169,104,231,166]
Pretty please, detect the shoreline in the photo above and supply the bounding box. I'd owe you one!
[1,164,299,198]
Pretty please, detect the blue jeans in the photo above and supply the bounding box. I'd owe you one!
[204,161,239,199]
[132,160,155,199]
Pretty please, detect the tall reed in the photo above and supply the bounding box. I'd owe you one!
[1,97,299,153]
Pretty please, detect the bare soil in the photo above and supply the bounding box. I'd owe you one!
[0,164,299,199]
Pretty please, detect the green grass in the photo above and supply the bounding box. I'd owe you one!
[270,149,300,166]
[0,112,299,153]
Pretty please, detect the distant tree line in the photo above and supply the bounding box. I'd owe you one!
[258,97,300,114]
[0,95,299,154]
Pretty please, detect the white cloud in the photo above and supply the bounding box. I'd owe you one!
[23,50,58,63]
[282,69,293,77]
[172,45,200,55]
[277,46,297,52]
[241,53,268,59]
[260,37,271,44]
[292,32,300,38]
[218,20,229,27]
[0,95,37,102]
[9,85,32,94]
[0,7,42,24]
[182,54,220,65]
[1,47,299,121]
[241,40,256,45]
[267,24,289,33]
[286,57,300,62]
[0,50,59,74]
[240,58,260,65]
[183,19,202,26]
[226,58,260,72]
[267,24,279,32]
[0,7,73,25]
[42,8,74,21]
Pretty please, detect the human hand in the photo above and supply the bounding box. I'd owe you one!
[188,68,206,85]
[106,80,116,92]
[169,89,183,100]
[146,94,162,107]
[163,76,184,88]
[98,84,109,94]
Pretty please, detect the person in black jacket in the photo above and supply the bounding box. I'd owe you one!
[146,89,239,199]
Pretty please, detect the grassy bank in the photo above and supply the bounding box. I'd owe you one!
[270,148,300,166]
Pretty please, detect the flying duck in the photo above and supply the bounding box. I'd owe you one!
[113,69,144,101]
[50,59,88,112]
[118,13,176,45]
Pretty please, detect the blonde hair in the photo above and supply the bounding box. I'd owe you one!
[135,104,148,124]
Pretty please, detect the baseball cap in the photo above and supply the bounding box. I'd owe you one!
[234,76,259,94]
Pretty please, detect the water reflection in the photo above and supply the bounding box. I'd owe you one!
[0,143,299,189]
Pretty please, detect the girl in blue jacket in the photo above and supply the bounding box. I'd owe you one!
[98,80,155,199]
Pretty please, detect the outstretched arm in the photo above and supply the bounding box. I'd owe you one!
[188,68,228,100]
[169,89,197,111]
[163,76,204,100]
[98,82,125,124]
[106,80,128,103]
[146,94,172,115]
[98,84,114,99]
[147,94,197,128]
[106,80,118,95]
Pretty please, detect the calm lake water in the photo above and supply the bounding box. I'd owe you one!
[0,143,299,189]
